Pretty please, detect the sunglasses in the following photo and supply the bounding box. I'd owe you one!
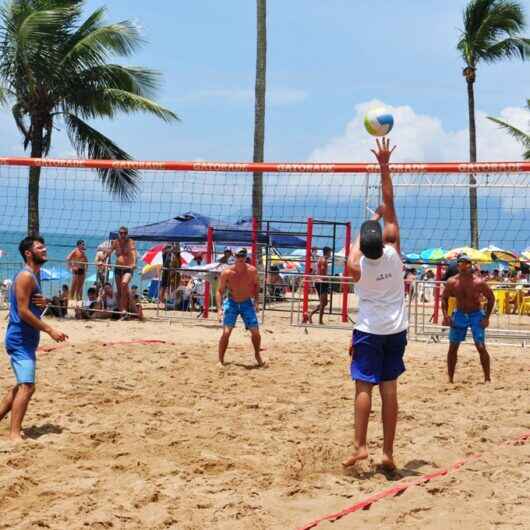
[119,231,127,235]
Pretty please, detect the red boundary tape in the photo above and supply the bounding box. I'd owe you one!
[297,431,530,530]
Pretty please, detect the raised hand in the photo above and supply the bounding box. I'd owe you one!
[370,137,396,166]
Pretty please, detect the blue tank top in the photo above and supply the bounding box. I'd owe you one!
[5,268,43,352]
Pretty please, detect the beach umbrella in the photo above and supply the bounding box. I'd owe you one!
[142,243,193,266]
[445,247,489,262]
[405,253,421,263]
[40,267,70,281]
[419,248,446,263]
[522,249,530,261]
[480,245,519,263]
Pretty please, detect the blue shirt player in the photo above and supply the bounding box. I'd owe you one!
[0,236,67,442]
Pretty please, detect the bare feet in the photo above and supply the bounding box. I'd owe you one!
[342,446,368,467]
[8,433,26,444]
[217,361,225,369]
[381,453,396,471]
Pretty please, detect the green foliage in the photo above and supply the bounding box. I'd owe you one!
[487,100,530,160]
[0,0,178,199]
[457,0,530,68]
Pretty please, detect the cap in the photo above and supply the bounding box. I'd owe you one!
[235,248,248,258]
[360,220,383,259]
[77,239,85,246]
[457,253,472,263]
[224,246,232,252]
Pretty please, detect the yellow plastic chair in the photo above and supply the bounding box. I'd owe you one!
[519,296,530,316]
[448,296,457,316]
[493,290,508,314]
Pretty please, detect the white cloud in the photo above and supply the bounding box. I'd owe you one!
[175,87,308,106]
[308,99,530,163]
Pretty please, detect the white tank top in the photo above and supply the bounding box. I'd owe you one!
[355,245,408,335]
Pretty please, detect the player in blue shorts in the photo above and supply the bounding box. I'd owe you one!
[442,254,495,383]
[0,236,67,442]
[216,248,264,367]
[344,138,407,471]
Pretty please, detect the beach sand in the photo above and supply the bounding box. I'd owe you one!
[0,314,528,529]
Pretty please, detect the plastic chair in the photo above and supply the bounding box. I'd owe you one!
[493,290,508,314]
[448,297,457,316]
[519,296,530,316]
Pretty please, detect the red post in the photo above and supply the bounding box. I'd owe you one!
[432,263,442,324]
[341,222,352,323]
[251,216,257,267]
[302,218,313,323]
[203,226,214,318]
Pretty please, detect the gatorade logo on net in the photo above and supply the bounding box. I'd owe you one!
[457,162,522,172]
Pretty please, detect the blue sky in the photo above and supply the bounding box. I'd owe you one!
[1,0,530,162]
[0,0,529,255]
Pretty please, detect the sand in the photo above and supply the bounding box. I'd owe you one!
[0,313,529,530]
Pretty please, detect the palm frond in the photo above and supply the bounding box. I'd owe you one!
[487,115,530,159]
[0,84,8,105]
[482,36,530,61]
[11,101,30,147]
[102,89,178,122]
[61,18,143,69]
[77,64,161,97]
[64,113,140,199]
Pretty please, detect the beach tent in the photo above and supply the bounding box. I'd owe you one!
[109,211,306,248]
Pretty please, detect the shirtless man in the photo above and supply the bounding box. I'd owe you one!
[67,240,88,302]
[216,248,263,367]
[109,226,136,315]
[442,254,495,383]
[309,246,332,324]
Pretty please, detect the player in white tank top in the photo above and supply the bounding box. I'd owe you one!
[342,138,406,472]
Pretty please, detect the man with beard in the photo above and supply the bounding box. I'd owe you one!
[0,236,67,442]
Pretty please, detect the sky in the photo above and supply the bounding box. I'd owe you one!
[1,0,530,163]
[0,0,529,256]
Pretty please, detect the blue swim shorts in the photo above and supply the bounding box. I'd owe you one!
[223,298,259,329]
[449,309,486,345]
[350,329,407,384]
[6,347,37,384]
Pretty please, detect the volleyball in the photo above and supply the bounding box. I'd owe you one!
[364,108,394,137]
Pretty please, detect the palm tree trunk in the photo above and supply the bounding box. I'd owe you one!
[27,119,44,236]
[466,77,479,248]
[252,0,266,233]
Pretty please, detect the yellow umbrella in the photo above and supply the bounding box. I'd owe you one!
[480,245,519,263]
[445,247,489,262]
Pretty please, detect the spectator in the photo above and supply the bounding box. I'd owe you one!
[67,240,88,302]
[75,287,98,319]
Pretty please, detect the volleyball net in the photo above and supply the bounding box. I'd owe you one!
[0,157,529,324]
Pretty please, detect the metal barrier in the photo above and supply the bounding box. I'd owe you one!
[411,280,530,346]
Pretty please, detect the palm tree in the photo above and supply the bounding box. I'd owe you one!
[457,0,530,248]
[0,0,177,235]
[488,100,530,159]
[252,0,266,233]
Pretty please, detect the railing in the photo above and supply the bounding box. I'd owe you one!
[410,280,530,346]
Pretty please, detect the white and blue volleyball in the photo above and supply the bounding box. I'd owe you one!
[364,108,394,137]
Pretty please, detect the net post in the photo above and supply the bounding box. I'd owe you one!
[302,217,313,323]
[341,222,352,323]
[251,216,257,267]
[203,226,214,319]
[432,263,443,324]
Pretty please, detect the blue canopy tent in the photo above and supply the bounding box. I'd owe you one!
[109,211,306,248]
